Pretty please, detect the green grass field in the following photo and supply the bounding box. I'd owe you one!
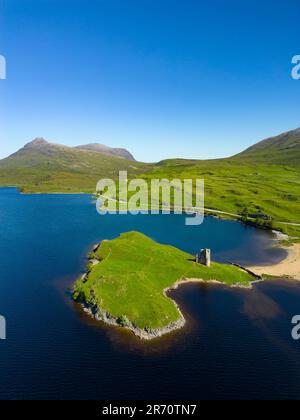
[73,232,254,330]
[139,159,300,238]
[2,152,300,236]
[1,129,300,238]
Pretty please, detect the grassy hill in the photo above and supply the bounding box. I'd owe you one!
[137,128,300,237]
[0,138,150,193]
[234,128,300,164]
[140,158,300,237]
[73,231,254,338]
[1,130,300,237]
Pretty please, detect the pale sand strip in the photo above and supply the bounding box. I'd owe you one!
[247,244,300,280]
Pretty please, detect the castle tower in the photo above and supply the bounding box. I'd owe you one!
[196,249,211,267]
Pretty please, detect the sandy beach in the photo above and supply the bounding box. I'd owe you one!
[247,243,300,280]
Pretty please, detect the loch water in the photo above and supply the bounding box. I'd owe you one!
[0,187,300,400]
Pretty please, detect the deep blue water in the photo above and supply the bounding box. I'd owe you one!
[1,187,300,400]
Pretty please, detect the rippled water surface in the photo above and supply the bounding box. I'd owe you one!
[0,187,299,400]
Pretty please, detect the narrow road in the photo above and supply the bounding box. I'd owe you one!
[204,208,300,226]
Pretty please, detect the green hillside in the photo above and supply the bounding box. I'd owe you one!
[137,128,300,237]
[141,158,300,237]
[1,130,300,238]
[73,231,254,336]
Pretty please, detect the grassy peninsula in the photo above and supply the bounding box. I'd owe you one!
[73,231,255,339]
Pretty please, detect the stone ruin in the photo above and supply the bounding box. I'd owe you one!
[196,249,211,267]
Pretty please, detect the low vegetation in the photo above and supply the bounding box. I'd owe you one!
[139,160,300,238]
[73,232,254,331]
[1,129,300,238]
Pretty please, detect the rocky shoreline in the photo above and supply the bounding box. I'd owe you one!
[79,300,186,341]
[76,266,260,341]
[77,274,265,340]
[75,242,188,340]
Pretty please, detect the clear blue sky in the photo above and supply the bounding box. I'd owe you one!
[0,0,299,161]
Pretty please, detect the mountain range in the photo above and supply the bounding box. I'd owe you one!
[1,127,300,170]
[4,137,136,162]
[0,137,147,193]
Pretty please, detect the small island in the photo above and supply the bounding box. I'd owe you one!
[73,232,257,340]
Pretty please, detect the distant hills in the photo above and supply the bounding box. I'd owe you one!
[0,129,300,238]
[9,137,136,162]
[0,138,148,193]
[1,128,300,172]
[75,143,135,161]
[234,128,300,164]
